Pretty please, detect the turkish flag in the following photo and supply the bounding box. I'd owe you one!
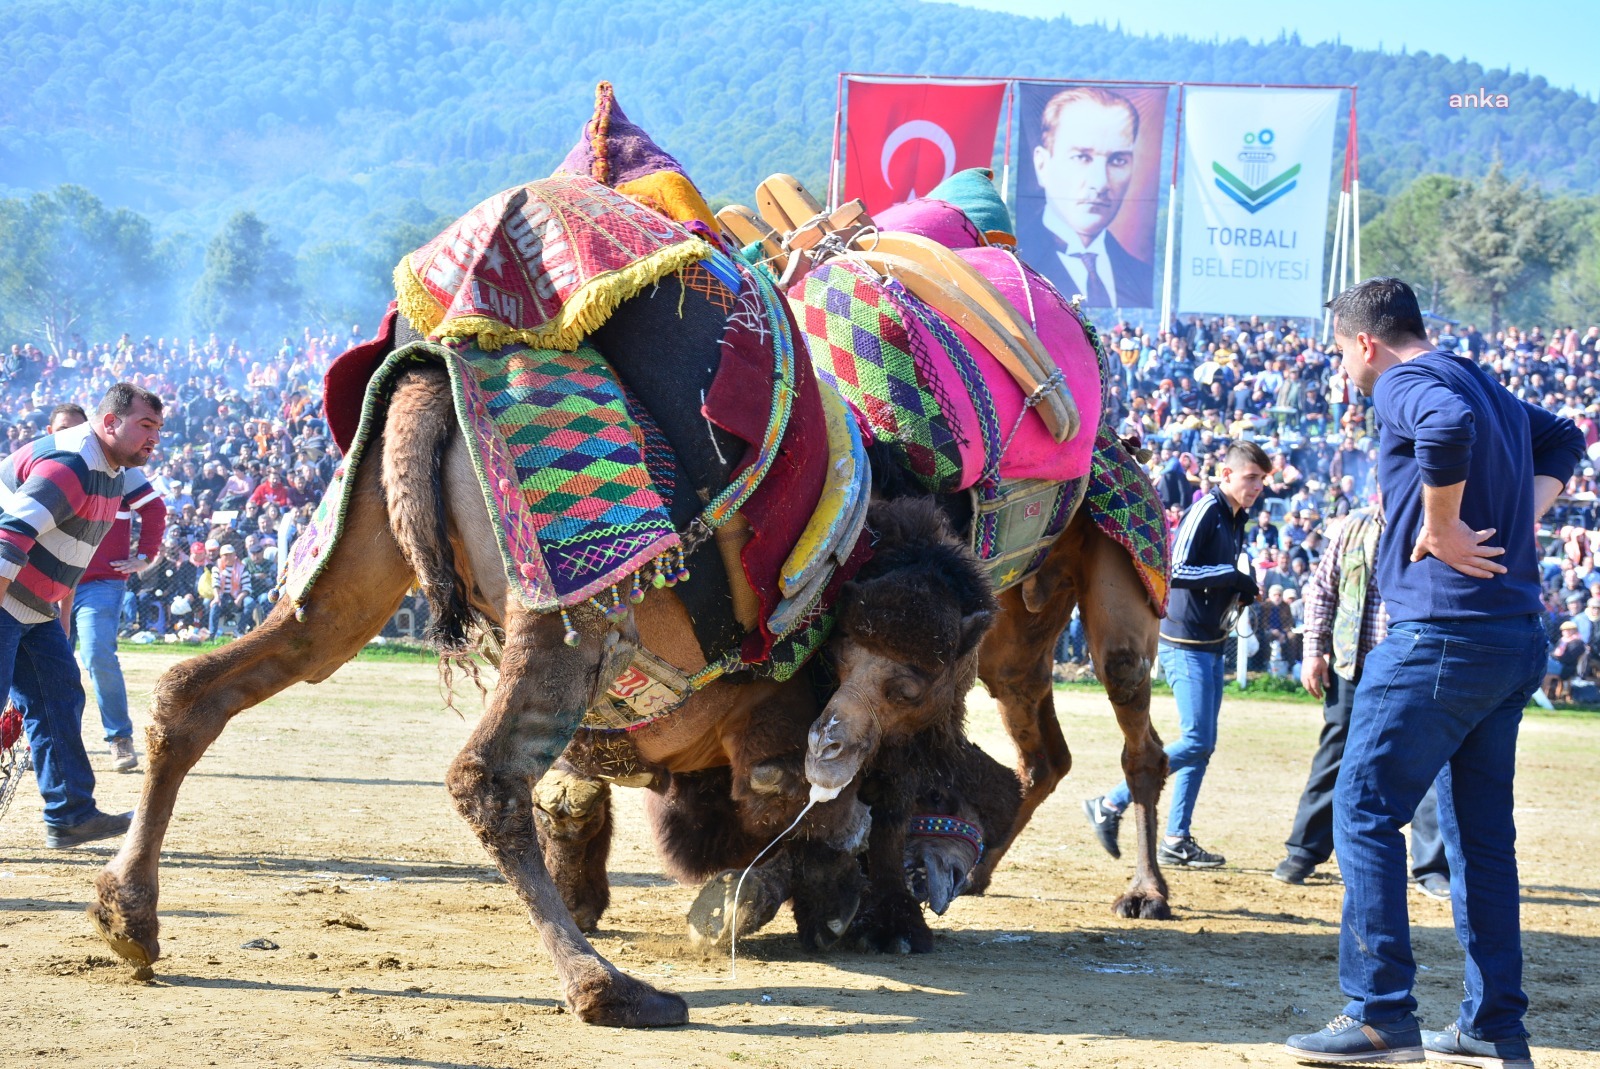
[844,79,1007,214]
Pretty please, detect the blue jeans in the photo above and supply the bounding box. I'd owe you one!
[1,607,98,828]
[1334,615,1546,1040]
[1108,643,1226,838]
[71,579,132,741]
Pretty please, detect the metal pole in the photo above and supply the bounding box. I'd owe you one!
[1322,189,1347,345]
[999,81,1015,204]
[827,73,845,210]
[1349,88,1361,280]
[1160,85,1185,333]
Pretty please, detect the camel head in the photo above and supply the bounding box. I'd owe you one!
[805,498,997,795]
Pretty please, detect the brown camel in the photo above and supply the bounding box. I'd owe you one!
[801,461,1173,921]
[87,364,1004,1024]
[90,369,876,1024]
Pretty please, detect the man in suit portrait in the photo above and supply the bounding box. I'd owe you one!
[1019,86,1154,308]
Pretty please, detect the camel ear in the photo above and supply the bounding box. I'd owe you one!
[956,610,995,658]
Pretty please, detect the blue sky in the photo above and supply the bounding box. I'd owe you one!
[943,0,1599,100]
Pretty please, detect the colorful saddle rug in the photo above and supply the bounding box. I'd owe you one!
[1084,425,1171,614]
[284,337,683,616]
[393,172,710,355]
[797,246,1103,495]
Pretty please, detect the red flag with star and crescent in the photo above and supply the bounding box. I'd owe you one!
[843,78,1007,214]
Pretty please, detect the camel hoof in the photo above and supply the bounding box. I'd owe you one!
[567,966,688,1028]
[687,869,785,948]
[794,881,860,952]
[849,891,935,955]
[1111,891,1173,921]
[89,870,159,967]
[535,768,606,823]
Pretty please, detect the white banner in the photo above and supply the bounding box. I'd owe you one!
[1178,87,1341,317]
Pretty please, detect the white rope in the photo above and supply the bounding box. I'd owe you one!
[729,796,817,979]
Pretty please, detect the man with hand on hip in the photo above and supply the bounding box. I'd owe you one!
[0,384,165,847]
[1285,279,1583,1068]
[1084,439,1268,869]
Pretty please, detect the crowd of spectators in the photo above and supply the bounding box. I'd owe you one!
[9,311,1600,692]
[1085,314,1600,698]
[1,327,426,644]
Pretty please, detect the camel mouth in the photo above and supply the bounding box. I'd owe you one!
[804,701,881,793]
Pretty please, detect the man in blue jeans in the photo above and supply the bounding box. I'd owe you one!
[1285,278,1584,1068]
[1084,439,1268,868]
[2,384,165,848]
[50,404,166,773]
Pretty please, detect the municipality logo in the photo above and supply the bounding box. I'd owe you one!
[1212,128,1300,214]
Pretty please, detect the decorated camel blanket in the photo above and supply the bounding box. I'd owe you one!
[797,247,1103,495]
[285,338,683,617]
[1085,426,1171,614]
[393,172,710,354]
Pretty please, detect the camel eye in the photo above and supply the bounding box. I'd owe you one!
[888,675,927,705]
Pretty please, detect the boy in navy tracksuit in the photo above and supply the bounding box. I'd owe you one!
[1085,440,1269,868]
[1287,279,1583,1068]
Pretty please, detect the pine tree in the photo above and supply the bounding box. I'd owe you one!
[1441,164,1568,332]
[189,211,301,342]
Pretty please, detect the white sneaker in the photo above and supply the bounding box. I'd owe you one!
[109,736,138,773]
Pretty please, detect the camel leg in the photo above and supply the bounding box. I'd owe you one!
[445,606,686,1027]
[970,526,1079,891]
[90,453,414,967]
[1074,518,1170,920]
[533,758,614,933]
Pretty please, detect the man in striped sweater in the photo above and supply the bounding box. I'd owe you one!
[0,383,164,848]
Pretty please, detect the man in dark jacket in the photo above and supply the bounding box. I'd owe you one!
[1287,278,1585,1067]
[1084,439,1269,867]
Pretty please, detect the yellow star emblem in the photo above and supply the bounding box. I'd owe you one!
[1000,566,1022,585]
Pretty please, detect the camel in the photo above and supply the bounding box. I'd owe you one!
[87,361,1004,1025]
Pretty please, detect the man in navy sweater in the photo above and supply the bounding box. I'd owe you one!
[1286,279,1584,1068]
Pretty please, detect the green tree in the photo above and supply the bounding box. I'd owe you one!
[1547,199,1600,327]
[190,210,301,342]
[0,184,164,355]
[1359,174,1463,315]
[1441,163,1569,332]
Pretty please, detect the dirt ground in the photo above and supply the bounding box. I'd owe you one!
[2,651,1597,1069]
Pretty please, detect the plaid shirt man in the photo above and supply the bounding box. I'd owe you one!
[1302,508,1387,675]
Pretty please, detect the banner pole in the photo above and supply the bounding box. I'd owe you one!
[828,73,846,210]
[1322,105,1354,344]
[1160,84,1185,334]
[1349,88,1361,281]
[999,81,1015,205]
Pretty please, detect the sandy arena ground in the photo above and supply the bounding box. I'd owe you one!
[1,650,1597,1069]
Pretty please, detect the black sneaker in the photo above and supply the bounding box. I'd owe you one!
[1082,796,1122,859]
[45,809,133,849]
[1421,1023,1533,1069]
[1413,873,1451,899]
[1286,1013,1424,1064]
[1159,835,1226,868]
[1275,855,1317,884]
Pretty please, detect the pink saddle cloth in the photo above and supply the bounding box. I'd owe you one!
[797,243,1102,494]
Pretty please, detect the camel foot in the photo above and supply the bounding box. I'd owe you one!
[566,963,688,1028]
[1112,889,1173,921]
[849,890,934,955]
[686,867,787,948]
[89,868,160,967]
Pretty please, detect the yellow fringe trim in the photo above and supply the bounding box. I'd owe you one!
[408,240,710,353]
[615,172,718,230]
[393,254,447,338]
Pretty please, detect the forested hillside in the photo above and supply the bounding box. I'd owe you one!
[2,0,1597,336]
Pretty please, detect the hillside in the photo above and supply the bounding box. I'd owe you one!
[4,0,1597,253]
